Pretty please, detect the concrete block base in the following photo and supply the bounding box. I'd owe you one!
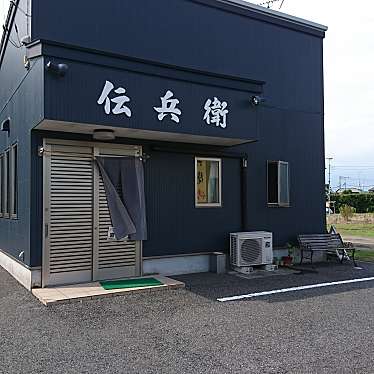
[143,252,227,276]
[0,250,41,290]
[32,275,185,306]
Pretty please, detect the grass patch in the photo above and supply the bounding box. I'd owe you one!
[356,249,374,263]
[333,224,374,238]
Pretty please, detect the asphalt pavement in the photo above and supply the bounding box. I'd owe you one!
[0,262,374,374]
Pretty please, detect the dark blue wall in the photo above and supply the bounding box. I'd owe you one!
[0,0,326,266]
[0,0,44,267]
[29,118,325,264]
[43,55,261,142]
[0,57,44,266]
[243,107,325,245]
[32,0,324,114]
[33,0,325,256]
[28,130,243,265]
[144,151,242,257]
[30,0,326,254]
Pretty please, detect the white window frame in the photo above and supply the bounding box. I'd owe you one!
[195,157,222,208]
[267,160,290,207]
[0,153,3,218]
[3,149,10,218]
[10,143,18,219]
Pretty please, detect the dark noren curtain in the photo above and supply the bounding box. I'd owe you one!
[96,157,147,241]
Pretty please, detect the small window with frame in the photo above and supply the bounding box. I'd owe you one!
[0,153,3,218]
[4,149,10,218]
[195,157,222,207]
[10,143,18,219]
[267,160,290,207]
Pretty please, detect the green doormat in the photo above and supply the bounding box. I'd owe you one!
[100,277,163,290]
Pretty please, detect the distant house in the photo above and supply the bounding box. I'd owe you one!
[369,187,374,193]
[335,188,363,194]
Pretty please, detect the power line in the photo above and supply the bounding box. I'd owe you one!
[10,0,30,17]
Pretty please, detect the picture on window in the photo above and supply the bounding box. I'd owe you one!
[195,157,222,207]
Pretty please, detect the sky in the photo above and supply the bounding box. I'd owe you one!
[0,0,373,191]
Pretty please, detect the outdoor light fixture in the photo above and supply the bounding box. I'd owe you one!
[250,95,265,107]
[0,118,10,133]
[45,61,69,77]
[93,129,116,141]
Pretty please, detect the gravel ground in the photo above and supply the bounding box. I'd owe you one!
[1,263,374,374]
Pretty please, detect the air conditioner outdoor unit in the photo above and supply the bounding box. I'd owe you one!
[230,231,273,267]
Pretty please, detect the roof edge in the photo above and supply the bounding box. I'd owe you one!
[0,0,19,69]
[28,39,266,91]
[215,0,328,32]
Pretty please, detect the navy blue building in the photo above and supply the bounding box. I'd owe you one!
[0,0,327,288]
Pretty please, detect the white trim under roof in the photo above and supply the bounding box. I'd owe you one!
[35,120,255,146]
[216,0,328,32]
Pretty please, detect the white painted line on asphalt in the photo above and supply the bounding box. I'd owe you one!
[217,276,374,302]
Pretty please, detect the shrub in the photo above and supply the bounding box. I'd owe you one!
[331,193,374,214]
[339,204,356,221]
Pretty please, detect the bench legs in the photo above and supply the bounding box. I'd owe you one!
[300,247,358,267]
[351,249,357,267]
[299,249,313,265]
[339,248,345,264]
[338,248,358,267]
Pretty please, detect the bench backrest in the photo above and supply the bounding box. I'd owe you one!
[297,233,343,251]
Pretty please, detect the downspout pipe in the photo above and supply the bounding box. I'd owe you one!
[240,157,248,231]
[150,146,249,231]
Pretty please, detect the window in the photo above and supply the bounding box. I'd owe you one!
[0,154,3,218]
[195,157,222,207]
[0,145,18,219]
[4,149,10,217]
[10,144,18,218]
[267,161,290,207]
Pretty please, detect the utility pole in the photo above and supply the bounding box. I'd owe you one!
[326,158,333,215]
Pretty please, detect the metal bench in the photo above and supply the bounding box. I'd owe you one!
[297,233,357,266]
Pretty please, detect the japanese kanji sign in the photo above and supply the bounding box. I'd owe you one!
[97,81,230,129]
[203,97,229,129]
[97,80,132,117]
[154,90,182,123]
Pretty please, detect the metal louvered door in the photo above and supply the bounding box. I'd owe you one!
[93,146,141,282]
[43,144,94,287]
[43,141,141,287]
